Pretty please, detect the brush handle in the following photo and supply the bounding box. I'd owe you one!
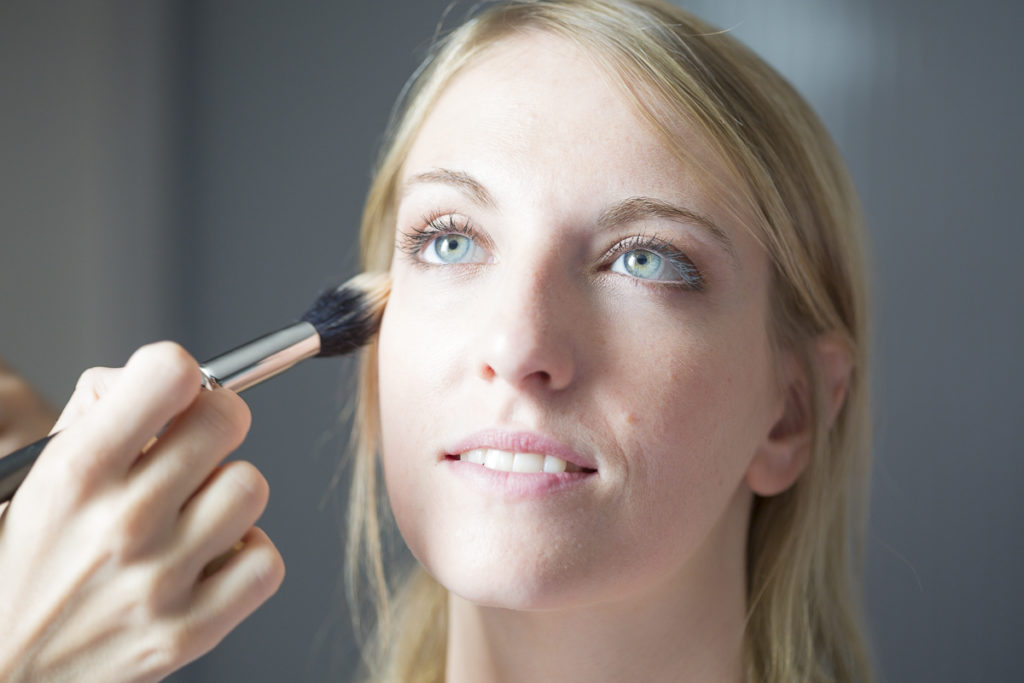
[199,321,318,392]
[0,321,321,505]
[0,433,52,502]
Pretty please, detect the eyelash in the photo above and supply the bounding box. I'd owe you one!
[397,213,485,260]
[397,213,705,291]
[603,233,705,291]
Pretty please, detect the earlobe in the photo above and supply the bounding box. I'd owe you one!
[746,333,852,497]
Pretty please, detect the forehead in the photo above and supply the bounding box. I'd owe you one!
[409,33,688,181]
[400,32,764,269]
[409,33,744,205]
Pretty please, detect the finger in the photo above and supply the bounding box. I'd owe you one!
[186,527,285,647]
[51,366,119,433]
[129,388,251,509]
[174,460,269,579]
[47,342,202,481]
[203,540,246,578]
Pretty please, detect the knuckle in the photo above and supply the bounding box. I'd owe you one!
[74,367,100,390]
[132,342,200,393]
[108,523,145,563]
[135,340,190,363]
[136,626,190,678]
[74,366,114,396]
[59,368,117,429]
[108,498,161,561]
[141,567,181,616]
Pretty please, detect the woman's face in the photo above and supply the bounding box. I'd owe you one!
[377,33,784,610]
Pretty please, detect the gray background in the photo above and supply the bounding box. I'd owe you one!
[1,1,1020,681]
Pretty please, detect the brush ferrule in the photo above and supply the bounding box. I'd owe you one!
[199,321,319,392]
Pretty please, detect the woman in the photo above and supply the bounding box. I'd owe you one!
[0,1,871,681]
[349,1,872,681]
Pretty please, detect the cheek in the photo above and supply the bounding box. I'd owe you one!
[377,272,471,412]
[375,275,472,556]
[596,318,772,525]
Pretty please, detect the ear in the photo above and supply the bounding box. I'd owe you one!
[746,333,852,497]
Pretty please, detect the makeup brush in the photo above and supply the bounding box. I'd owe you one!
[0,271,390,503]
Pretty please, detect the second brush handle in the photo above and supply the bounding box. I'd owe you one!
[0,434,51,502]
[0,321,321,504]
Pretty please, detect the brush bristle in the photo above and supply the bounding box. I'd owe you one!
[300,272,391,356]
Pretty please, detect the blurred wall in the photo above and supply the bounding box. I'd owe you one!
[0,2,183,391]
[1,1,1021,681]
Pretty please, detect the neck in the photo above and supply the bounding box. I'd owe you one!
[444,489,751,683]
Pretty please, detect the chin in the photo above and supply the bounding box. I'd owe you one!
[438,568,591,611]
[417,535,617,612]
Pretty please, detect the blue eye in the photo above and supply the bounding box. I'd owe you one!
[608,240,704,290]
[613,249,664,279]
[433,234,470,262]
[421,232,489,265]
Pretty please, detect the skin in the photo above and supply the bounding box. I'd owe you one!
[377,34,814,682]
[0,343,284,681]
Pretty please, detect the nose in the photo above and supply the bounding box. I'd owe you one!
[474,270,577,392]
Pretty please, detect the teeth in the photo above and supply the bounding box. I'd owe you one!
[542,455,567,473]
[458,449,575,474]
[463,448,485,464]
[512,452,544,473]
[486,449,513,471]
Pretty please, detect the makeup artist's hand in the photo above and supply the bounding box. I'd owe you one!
[0,357,58,458]
[0,342,284,682]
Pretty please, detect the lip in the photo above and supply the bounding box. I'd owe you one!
[444,429,597,472]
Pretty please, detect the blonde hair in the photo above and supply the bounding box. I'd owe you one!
[346,1,873,681]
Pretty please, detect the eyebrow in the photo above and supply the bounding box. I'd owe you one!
[403,168,497,209]
[597,196,735,259]
[402,167,735,258]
